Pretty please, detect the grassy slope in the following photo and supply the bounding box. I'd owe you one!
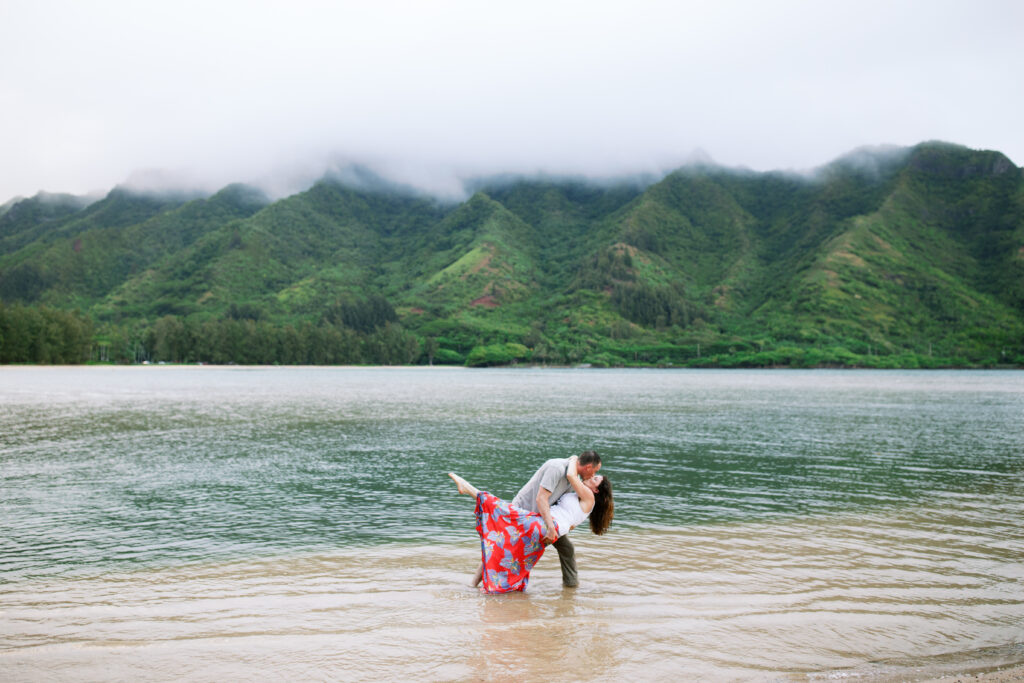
[105,181,445,323]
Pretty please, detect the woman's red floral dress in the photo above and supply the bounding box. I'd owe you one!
[474,491,551,593]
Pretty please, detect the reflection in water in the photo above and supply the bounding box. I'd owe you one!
[472,586,617,681]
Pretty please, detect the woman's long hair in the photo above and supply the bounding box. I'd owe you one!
[589,477,614,535]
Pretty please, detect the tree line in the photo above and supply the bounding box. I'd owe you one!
[2,301,1020,368]
[0,303,427,365]
[120,316,424,365]
[0,303,94,363]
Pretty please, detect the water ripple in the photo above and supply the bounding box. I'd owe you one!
[2,367,1023,679]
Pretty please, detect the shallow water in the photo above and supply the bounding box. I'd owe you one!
[1,367,1022,680]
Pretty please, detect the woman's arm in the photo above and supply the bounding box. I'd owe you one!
[566,456,595,511]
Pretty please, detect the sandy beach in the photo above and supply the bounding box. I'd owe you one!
[923,666,1024,682]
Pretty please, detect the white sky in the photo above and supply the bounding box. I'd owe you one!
[2,0,1022,202]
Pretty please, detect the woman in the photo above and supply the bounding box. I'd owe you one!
[448,456,614,593]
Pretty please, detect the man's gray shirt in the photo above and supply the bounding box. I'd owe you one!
[511,457,572,513]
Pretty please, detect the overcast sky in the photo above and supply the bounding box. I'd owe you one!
[2,0,1022,202]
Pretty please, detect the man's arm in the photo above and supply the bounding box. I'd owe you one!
[536,487,558,543]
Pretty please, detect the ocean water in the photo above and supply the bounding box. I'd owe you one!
[1,367,1022,681]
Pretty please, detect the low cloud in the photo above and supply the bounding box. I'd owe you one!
[2,1,1022,204]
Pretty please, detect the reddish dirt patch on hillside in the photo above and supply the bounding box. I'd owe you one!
[470,295,499,308]
[463,252,494,278]
[408,307,424,314]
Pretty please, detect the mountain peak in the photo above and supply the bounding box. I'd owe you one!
[907,142,1019,179]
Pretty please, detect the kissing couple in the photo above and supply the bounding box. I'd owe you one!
[448,451,613,593]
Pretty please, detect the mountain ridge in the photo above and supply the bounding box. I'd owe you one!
[1,141,1022,367]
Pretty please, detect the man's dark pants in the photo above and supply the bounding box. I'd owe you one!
[552,534,578,587]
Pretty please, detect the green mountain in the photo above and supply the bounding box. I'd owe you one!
[1,142,1022,367]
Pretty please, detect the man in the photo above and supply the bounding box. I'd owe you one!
[473,450,603,588]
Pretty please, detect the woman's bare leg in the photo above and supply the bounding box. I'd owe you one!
[472,562,484,587]
[449,473,486,586]
[448,472,480,497]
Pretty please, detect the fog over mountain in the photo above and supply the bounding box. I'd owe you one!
[0,143,940,210]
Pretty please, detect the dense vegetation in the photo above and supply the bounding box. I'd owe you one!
[1,142,1022,367]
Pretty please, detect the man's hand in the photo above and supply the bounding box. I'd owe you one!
[567,455,579,481]
[544,524,557,543]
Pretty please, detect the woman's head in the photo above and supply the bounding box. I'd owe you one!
[587,476,613,535]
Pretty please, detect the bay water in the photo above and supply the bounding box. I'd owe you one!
[1,367,1022,681]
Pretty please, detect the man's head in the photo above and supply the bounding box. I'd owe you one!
[576,450,602,480]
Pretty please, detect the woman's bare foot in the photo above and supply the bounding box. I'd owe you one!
[448,472,478,496]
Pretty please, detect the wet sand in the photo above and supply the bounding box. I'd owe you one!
[923,666,1024,682]
[4,508,1022,682]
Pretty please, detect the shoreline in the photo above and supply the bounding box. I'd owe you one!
[921,665,1024,682]
[2,362,1023,370]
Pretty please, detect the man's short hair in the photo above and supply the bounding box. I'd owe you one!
[578,450,601,466]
